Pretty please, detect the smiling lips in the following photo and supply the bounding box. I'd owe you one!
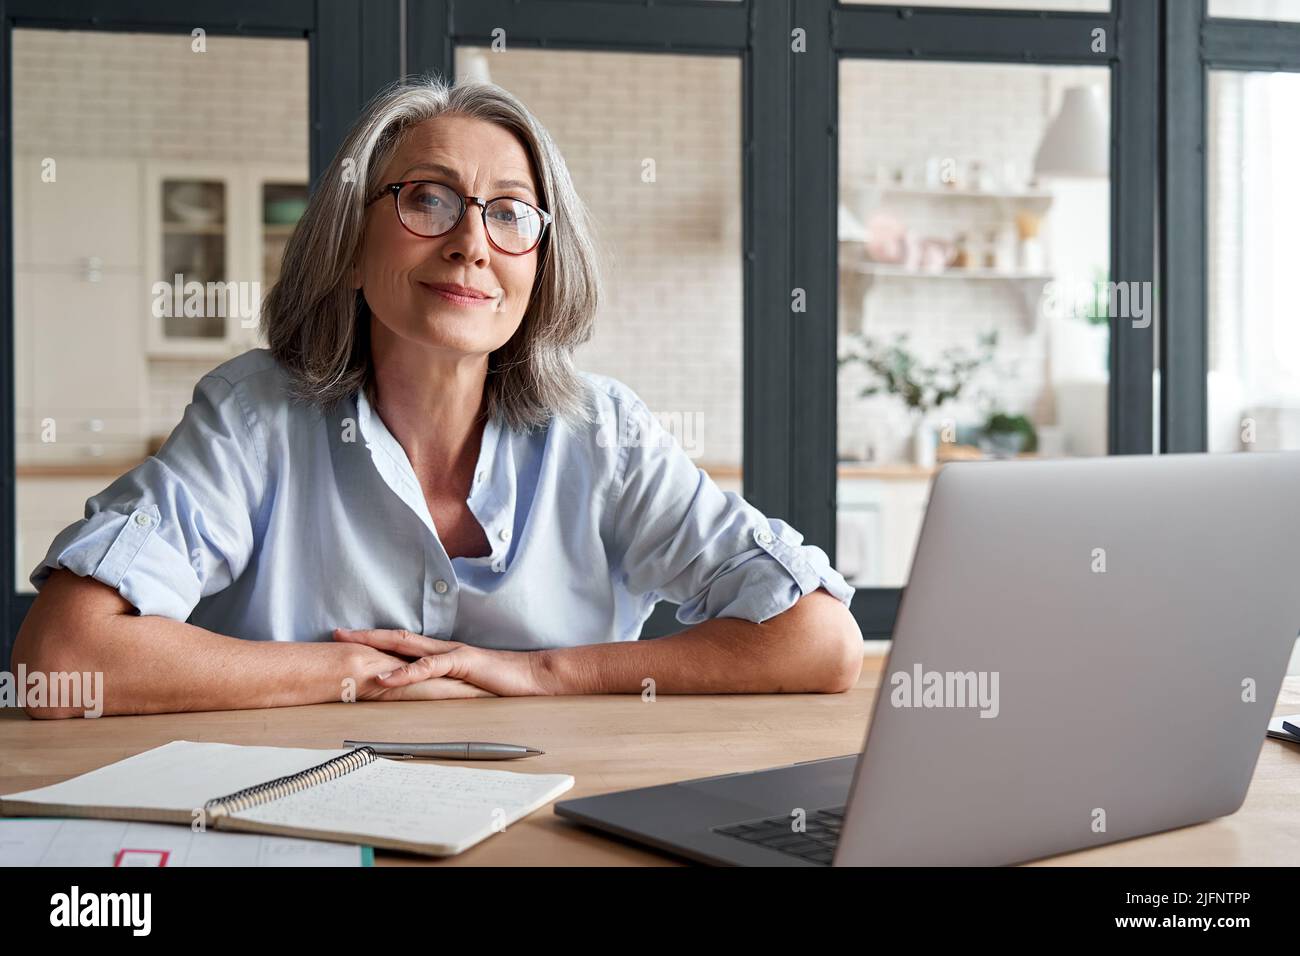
[421,281,496,307]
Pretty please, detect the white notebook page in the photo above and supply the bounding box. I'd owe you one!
[1,741,353,813]
[233,757,574,849]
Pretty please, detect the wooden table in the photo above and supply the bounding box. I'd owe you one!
[2,654,1299,866]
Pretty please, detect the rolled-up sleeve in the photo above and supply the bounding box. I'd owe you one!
[603,390,855,626]
[28,372,265,621]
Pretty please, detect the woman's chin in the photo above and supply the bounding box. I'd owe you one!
[410,318,507,356]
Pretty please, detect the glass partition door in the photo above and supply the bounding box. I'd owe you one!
[836,60,1111,589]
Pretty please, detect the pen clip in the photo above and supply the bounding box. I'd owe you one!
[344,741,414,759]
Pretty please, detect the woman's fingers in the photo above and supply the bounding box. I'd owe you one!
[376,650,469,687]
[370,677,496,701]
[334,631,507,696]
[334,627,462,659]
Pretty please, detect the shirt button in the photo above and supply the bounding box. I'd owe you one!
[134,513,152,528]
[476,470,485,484]
[498,528,511,542]
[433,579,449,594]
[491,560,504,573]
[755,529,774,545]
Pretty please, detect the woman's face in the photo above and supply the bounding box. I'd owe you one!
[353,114,541,360]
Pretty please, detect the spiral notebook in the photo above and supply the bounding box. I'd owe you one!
[0,740,575,857]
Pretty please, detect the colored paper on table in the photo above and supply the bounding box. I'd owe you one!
[0,818,371,866]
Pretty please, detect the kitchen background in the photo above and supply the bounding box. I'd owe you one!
[11,16,1300,600]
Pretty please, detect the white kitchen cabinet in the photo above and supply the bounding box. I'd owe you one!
[240,165,310,350]
[13,156,143,271]
[143,161,241,358]
[12,154,147,467]
[12,156,308,471]
[838,472,934,588]
[19,271,148,465]
[143,161,307,357]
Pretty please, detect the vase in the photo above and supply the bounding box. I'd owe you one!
[911,418,937,468]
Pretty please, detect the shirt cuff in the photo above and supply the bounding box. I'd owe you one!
[675,518,857,625]
[30,505,202,621]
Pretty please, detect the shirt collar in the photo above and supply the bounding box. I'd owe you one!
[354,386,513,562]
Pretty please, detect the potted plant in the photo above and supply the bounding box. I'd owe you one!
[978,411,1038,458]
[839,330,998,466]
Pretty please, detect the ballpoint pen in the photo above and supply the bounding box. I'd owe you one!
[343,740,545,760]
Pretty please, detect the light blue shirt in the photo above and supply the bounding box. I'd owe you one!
[30,349,854,649]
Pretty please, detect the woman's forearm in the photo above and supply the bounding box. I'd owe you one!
[14,579,361,718]
[537,589,864,696]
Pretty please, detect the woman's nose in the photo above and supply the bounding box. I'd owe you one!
[445,200,492,261]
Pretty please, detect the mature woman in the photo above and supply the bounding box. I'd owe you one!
[16,77,861,718]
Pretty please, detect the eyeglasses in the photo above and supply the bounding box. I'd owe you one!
[366,180,552,256]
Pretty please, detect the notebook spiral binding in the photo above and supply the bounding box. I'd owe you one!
[202,746,378,821]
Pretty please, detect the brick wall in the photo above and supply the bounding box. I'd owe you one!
[12,29,307,165]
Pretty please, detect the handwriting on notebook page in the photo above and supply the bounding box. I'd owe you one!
[232,759,568,846]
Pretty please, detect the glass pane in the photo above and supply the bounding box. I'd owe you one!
[1209,0,1300,20]
[455,47,744,495]
[842,0,1108,9]
[262,182,309,290]
[1207,70,1300,453]
[837,60,1111,588]
[162,179,227,339]
[12,28,308,592]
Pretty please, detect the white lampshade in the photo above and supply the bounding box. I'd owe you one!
[1033,85,1108,179]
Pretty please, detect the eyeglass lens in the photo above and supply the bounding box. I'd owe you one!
[397,182,543,253]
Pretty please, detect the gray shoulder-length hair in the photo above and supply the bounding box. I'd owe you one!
[262,74,601,433]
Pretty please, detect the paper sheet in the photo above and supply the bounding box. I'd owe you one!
[0,740,355,813]
[0,818,368,867]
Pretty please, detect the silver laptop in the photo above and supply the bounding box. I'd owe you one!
[554,451,1300,865]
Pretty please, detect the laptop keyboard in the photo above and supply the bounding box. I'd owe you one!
[712,805,845,865]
